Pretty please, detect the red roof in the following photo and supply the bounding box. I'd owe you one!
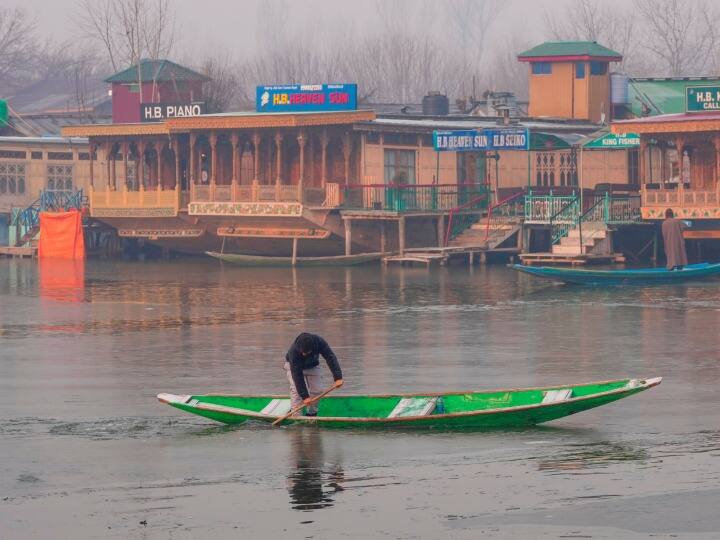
[614,111,720,124]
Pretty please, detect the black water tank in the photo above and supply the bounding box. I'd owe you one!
[422,92,449,115]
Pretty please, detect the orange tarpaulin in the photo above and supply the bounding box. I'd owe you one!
[38,210,85,259]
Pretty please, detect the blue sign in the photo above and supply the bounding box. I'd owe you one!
[256,84,357,113]
[433,128,529,151]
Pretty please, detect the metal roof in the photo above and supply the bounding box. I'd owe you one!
[105,59,210,84]
[628,77,720,116]
[0,136,89,145]
[518,41,622,61]
[365,116,599,133]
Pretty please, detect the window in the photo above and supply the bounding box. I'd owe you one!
[47,151,73,161]
[0,150,26,159]
[383,133,418,146]
[47,164,73,190]
[532,62,552,75]
[365,132,380,145]
[575,63,585,79]
[31,151,43,160]
[0,162,25,195]
[559,151,577,186]
[384,149,416,184]
[628,149,639,183]
[420,134,433,147]
[535,152,556,187]
[590,61,608,75]
[126,83,140,93]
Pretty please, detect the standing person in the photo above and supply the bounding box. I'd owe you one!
[661,208,688,270]
[285,333,343,417]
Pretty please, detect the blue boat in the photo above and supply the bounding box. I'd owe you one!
[513,262,720,285]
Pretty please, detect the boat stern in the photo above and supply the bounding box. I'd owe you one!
[157,393,193,405]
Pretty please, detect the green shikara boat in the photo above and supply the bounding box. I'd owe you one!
[158,377,661,429]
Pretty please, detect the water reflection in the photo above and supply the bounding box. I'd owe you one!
[537,441,649,473]
[39,259,85,302]
[286,428,344,511]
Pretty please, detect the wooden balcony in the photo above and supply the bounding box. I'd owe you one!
[89,186,181,218]
[641,184,720,219]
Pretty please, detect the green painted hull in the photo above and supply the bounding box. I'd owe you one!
[158,377,661,429]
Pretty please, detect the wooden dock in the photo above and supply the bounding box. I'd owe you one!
[383,246,519,267]
[0,246,37,259]
[519,252,625,267]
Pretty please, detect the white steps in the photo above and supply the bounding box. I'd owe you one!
[552,221,610,256]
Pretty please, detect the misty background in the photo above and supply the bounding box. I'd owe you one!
[2,0,718,112]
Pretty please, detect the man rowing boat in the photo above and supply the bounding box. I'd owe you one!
[285,333,343,417]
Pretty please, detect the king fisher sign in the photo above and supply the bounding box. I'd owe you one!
[140,102,205,122]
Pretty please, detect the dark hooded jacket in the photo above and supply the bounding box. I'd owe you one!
[285,333,342,400]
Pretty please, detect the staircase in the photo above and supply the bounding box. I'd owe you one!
[551,221,611,256]
[448,217,521,249]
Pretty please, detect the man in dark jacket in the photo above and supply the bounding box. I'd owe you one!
[285,333,343,416]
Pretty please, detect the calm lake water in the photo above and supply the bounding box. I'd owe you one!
[1,258,719,539]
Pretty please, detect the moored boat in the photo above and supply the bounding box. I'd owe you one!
[158,377,661,429]
[513,262,720,285]
[206,251,383,267]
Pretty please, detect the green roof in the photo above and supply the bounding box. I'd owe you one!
[518,41,622,60]
[105,59,209,84]
[627,77,720,116]
[0,99,7,126]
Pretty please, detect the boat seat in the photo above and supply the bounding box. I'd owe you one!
[387,397,438,418]
[261,398,292,416]
[542,388,573,403]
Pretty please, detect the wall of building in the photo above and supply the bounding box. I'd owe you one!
[0,140,101,213]
[485,148,631,190]
[528,63,574,118]
[111,81,204,123]
[362,138,459,185]
[587,72,611,123]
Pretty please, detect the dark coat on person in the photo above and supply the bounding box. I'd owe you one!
[662,218,688,270]
[285,333,342,400]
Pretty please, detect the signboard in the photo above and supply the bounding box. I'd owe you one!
[686,86,720,112]
[433,128,529,152]
[584,132,640,149]
[140,102,205,122]
[255,84,357,113]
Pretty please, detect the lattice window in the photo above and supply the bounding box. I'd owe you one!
[558,151,577,187]
[535,152,555,187]
[0,161,26,194]
[47,164,73,190]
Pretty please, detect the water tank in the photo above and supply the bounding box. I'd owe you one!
[422,92,449,115]
[610,72,630,105]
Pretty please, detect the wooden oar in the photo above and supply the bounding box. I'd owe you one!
[272,384,338,426]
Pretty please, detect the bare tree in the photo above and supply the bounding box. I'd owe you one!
[445,0,503,98]
[637,0,718,76]
[543,0,642,73]
[76,0,176,73]
[0,7,38,94]
[197,50,242,113]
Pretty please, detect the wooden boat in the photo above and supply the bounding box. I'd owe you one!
[513,262,720,285]
[157,377,661,429]
[206,251,383,267]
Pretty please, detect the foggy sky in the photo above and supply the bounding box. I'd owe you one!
[9,0,567,61]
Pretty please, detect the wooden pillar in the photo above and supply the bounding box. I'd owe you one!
[275,132,283,200]
[157,144,163,191]
[437,215,445,247]
[110,143,117,190]
[122,141,129,191]
[639,138,647,185]
[252,132,261,184]
[320,129,329,188]
[88,143,95,189]
[231,133,240,201]
[105,140,112,190]
[210,132,218,200]
[398,216,406,256]
[713,136,720,193]
[138,139,145,192]
[292,237,298,266]
[380,221,386,253]
[342,132,351,185]
[344,219,352,256]
[172,138,180,190]
[298,131,306,200]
